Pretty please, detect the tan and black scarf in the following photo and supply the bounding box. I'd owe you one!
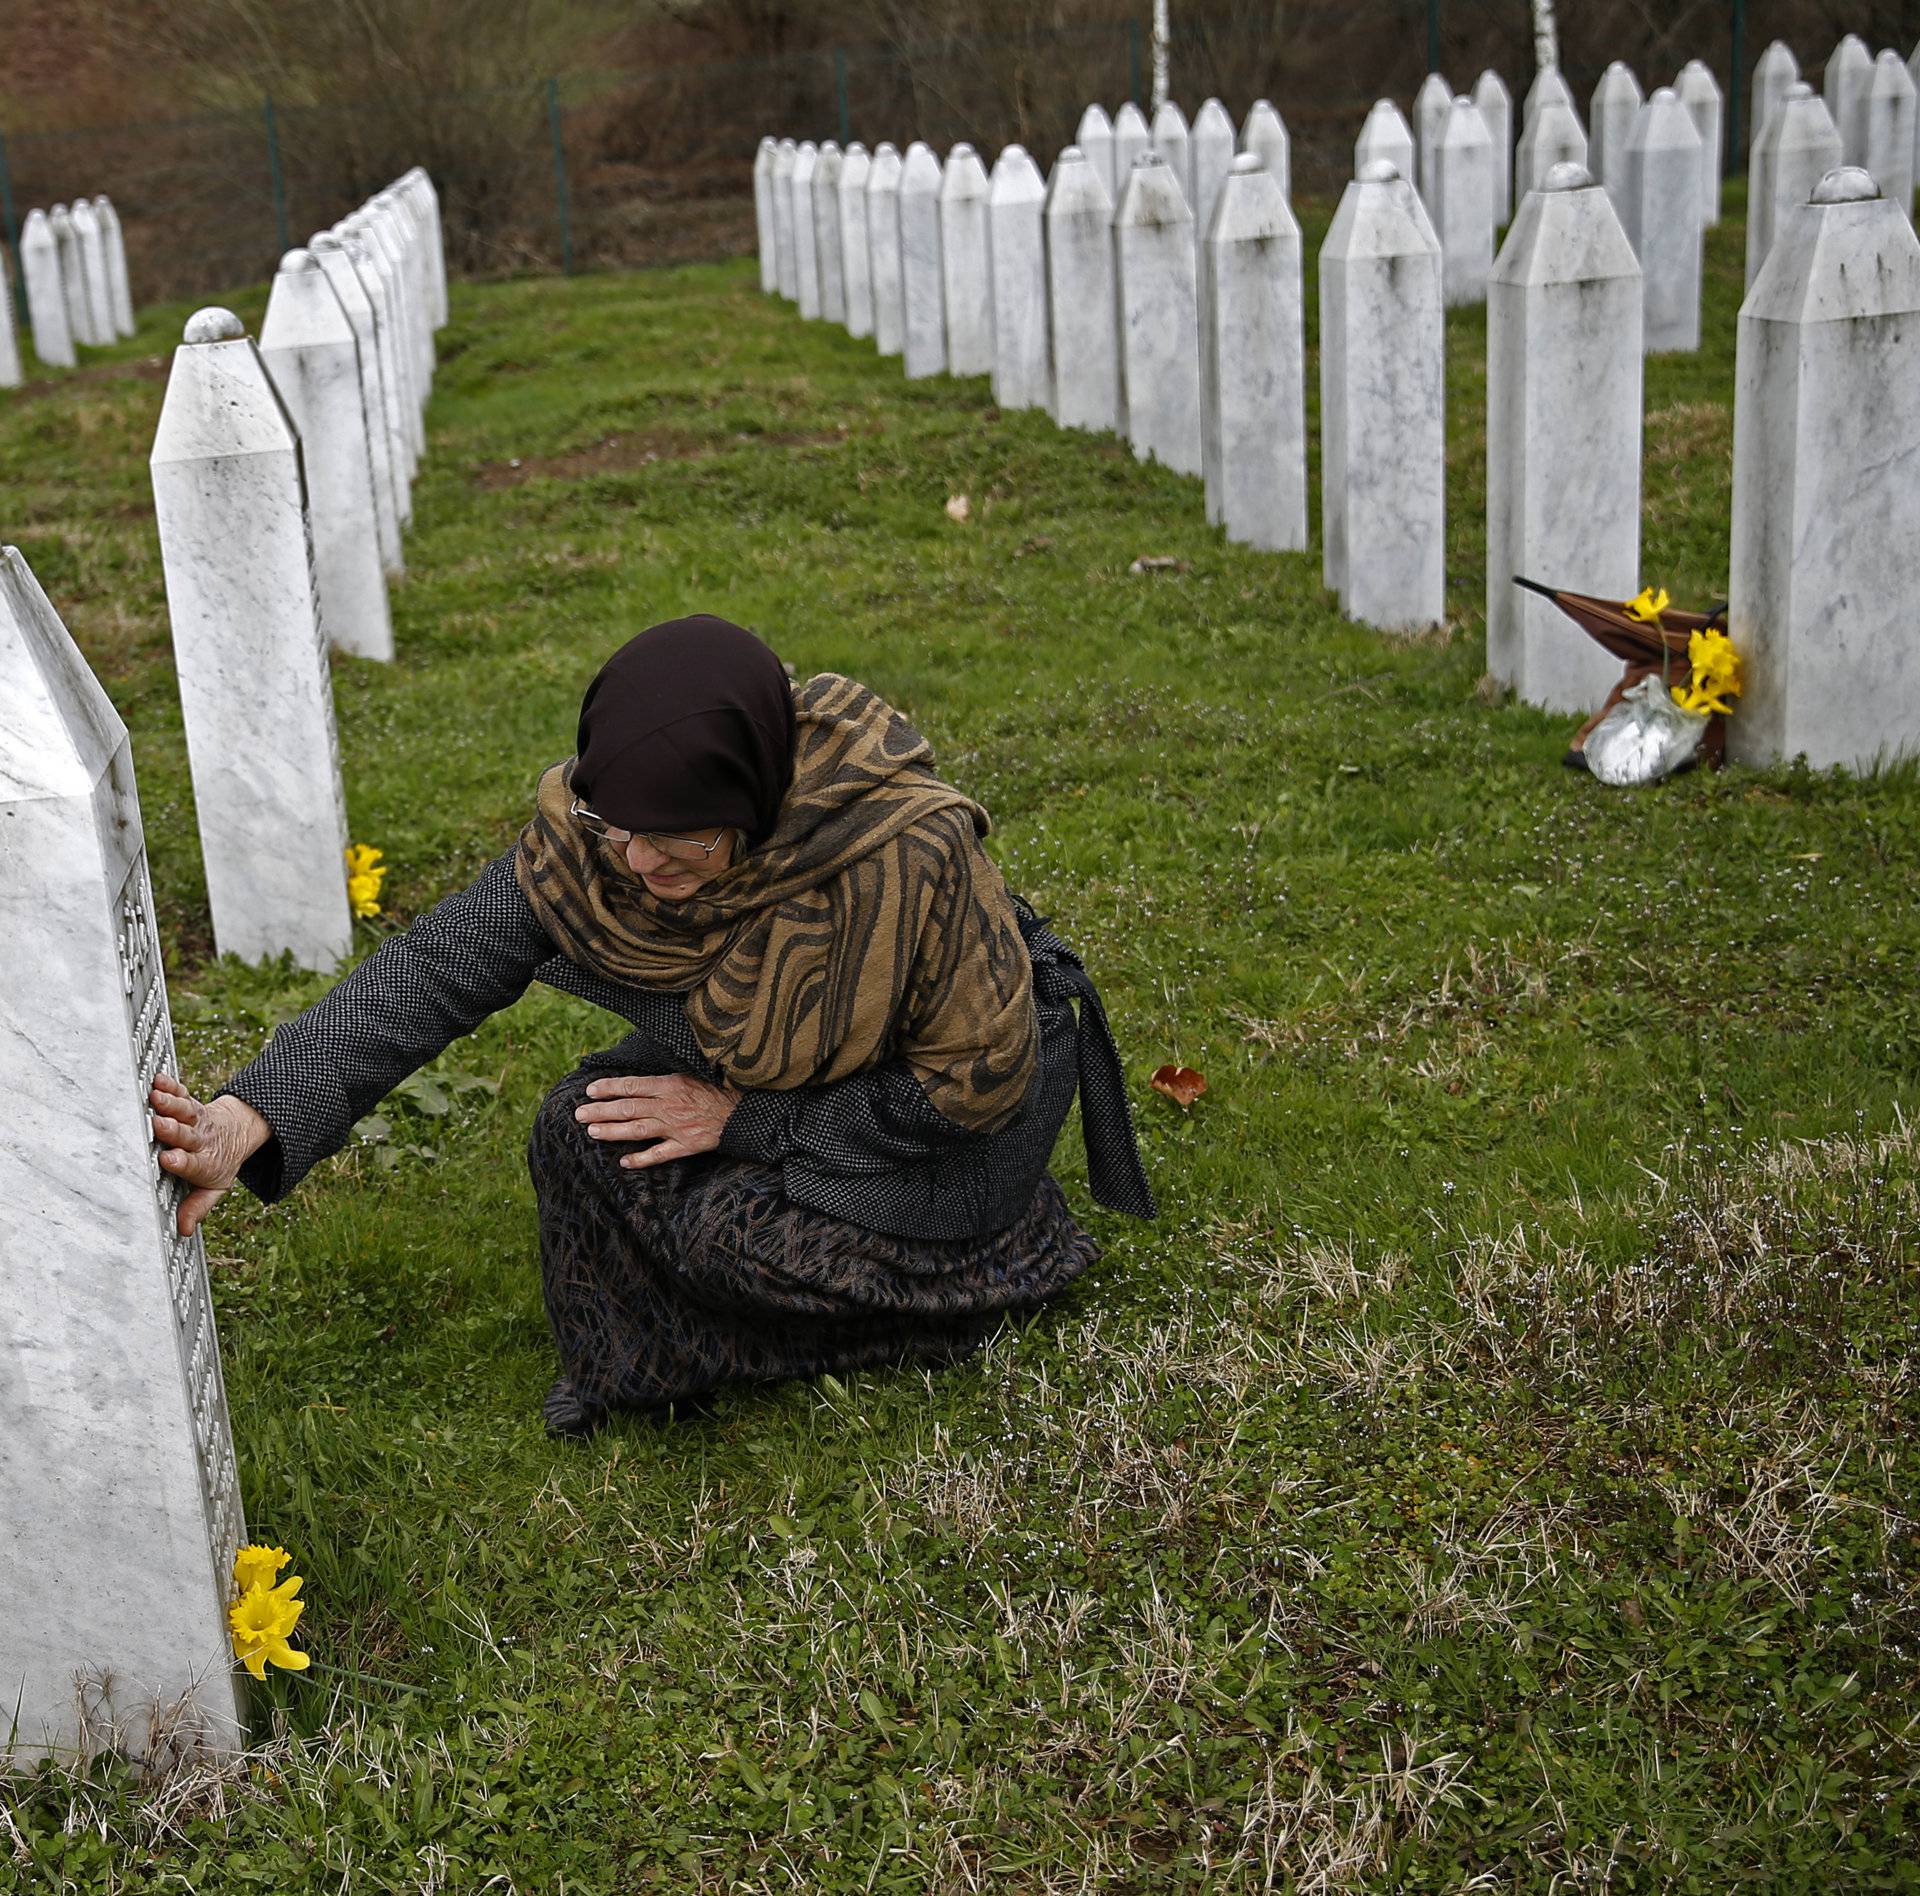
[515,673,1037,1131]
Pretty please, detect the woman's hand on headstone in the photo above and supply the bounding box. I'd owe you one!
[574,1073,741,1169]
[149,1075,271,1236]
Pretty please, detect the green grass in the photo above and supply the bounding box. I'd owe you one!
[5,186,1919,1890]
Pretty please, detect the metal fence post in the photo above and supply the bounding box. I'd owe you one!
[834,48,851,144]
[1128,18,1143,107]
[0,129,24,330]
[262,96,291,255]
[1729,0,1746,170]
[546,77,575,275]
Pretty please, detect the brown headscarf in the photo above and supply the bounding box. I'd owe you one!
[515,661,1037,1132]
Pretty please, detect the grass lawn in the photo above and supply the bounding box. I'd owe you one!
[5,184,1919,1891]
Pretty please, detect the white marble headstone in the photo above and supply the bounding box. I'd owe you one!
[987,145,1049,413]
[406,169,449,331]
[1752,40,1799,153]
[1746,84,1843,288]
[1201,155,1305,551]
[1433,96,1495,304]
[1414,72,1453,210]
[50,204,94,349]
[69,199,116,350]
[0,542,247,1768]
[772,140,798,299]
[20,210,74,370]
[1319,161,1445,631]
[866,143,905,358]
[1589,62,1645,210]
[1151,99,1193,208]
[341,217,421,474]
[1522,65,1574,128]
[838,144,874,340]
[1190,98,1237,242]
[95,196,135,337]
[1114,152,1202,475]
[310,233,407,570]
[1474,70,1514,225]
[1113,102,1152,183]
[1043,147,1121,434]
[792,142,821,320]
[1076,103,1117,202]
[812,142,847,326]
[0,253,19,387]
[150,309,354,971]
[1732,166,1920,770]
[1676,61,1724,226]
[899,141,946,379]
[260,249,394,664]
[754,138,778,292]
[1240,100,1290,203]
[1355,100,1416,184]
[939,144,993,376]
[1486,161,1643,711]
[1622,89,1704,351]
[1516,97,1589,201]
[1861,51,1916,213]
[1824,34,1874,165]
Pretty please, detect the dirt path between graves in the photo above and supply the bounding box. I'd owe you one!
[472,422,874,488]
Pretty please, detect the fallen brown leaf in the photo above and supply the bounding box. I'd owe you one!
[1149,1064,1208,1108]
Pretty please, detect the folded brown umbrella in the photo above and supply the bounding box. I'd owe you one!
[1512,577,1730,769]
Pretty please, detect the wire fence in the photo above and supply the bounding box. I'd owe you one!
[2,3,1916,319]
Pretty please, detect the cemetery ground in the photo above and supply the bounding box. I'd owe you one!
[6,195,1920,1892]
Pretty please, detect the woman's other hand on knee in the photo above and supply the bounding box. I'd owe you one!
[573,1073,740,1168]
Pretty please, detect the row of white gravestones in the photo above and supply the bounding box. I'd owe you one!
[1,542,248,1768]
[1753,37,1919,207]
[755,129,1307,558]
[11,197,135,379]
[151,169,447,972]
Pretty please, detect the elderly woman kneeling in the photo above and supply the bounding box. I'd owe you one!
[152,619,1154,1436]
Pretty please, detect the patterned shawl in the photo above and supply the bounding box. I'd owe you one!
[514,673,1038,1131]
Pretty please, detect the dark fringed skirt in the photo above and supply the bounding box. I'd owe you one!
[524,1067,1099,1414]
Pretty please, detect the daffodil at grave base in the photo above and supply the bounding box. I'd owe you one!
[228,1543,312,1680]
[346,843,387,918]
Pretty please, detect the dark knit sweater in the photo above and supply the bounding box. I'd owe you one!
[219,850,1155,1241]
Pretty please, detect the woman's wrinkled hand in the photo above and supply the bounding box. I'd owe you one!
[149,1074,271,1237]
[574,1073,741,1169]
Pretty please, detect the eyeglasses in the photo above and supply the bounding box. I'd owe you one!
[570,797,731,864]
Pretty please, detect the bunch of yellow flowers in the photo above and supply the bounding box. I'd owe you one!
[1672,627,1744,717]
[229,1543,311,1680]
[345,844,387,919]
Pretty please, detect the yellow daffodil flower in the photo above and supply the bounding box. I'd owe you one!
[1670,627,1744,718]
[232,1544,292,1594]
[345,844,387,919]
[1623,585,1671,624]
[229,1575,309,1680]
